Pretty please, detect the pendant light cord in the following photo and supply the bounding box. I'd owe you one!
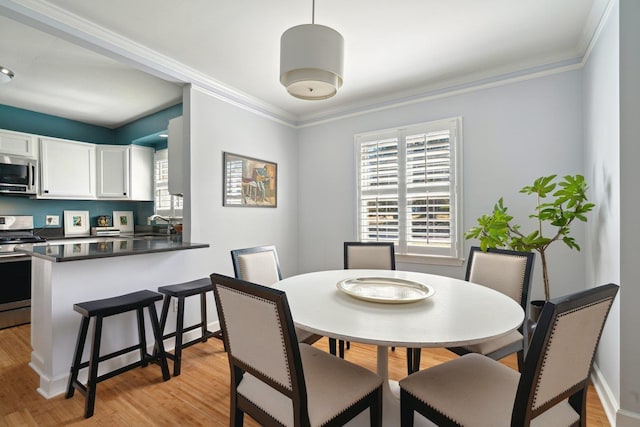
[312,0,315,24]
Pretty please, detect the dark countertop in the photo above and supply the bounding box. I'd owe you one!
[15,235,209,262]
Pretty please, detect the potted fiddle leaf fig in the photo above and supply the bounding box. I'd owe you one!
[465,174,594,317]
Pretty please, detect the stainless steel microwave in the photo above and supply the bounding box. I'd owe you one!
[0,155,37,195]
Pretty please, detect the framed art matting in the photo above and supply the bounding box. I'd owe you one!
[223,152,277,207]
[63,210,90,236]
[113,211,134,233]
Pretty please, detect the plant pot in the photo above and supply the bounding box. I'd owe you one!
[527,300,546,339]
[529,300,545,323]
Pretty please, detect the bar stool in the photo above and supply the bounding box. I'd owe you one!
[157,277,220,376]
[66,290,170,418]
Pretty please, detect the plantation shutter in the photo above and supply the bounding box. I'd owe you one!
[356,118,461,259]
[358,135,399,242]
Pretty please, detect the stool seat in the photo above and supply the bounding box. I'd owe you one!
[66,289,170,418]
[158,277,213,298]
[157,277,220,376]
[74,289,163,317]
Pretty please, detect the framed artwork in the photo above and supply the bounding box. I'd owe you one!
[223,152,277,207]
[113,211,134,233]
[63,210,90,236]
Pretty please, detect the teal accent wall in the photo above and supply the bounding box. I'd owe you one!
[0,103,182,226]
[116,103,182,146]
[0,196,154,228]
[0,104,114,144]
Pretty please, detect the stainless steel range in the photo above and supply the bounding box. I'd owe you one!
[0,215,46,329]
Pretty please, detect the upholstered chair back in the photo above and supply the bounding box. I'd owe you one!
[466,246,535,307]
[231,245,282,286]
[344,242,396,270]
[512,283,618,425]
[211,273,383,427]
[215,281,294,391]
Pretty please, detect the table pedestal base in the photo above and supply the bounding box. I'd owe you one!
[344,346,435,427]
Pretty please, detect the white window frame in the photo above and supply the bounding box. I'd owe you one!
[154,148,183,218]
[355,117,463,265]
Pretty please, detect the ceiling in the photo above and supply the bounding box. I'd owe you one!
[0,0,609,128]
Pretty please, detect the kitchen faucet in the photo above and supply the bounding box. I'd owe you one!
[148,214,176,235]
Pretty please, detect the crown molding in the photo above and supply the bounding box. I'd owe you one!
[0,0,613,130]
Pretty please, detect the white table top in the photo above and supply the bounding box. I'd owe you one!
[274,269,524,348]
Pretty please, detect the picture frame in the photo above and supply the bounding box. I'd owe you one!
[63,210,90,236]
[112,211,134,233]
[223,152,277,207]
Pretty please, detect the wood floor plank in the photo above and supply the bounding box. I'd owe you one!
[0,324,610,426]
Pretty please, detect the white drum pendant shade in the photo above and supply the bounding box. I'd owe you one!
[280,24,344,100]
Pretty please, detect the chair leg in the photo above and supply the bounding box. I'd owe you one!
[406,347,421,375]
[173,296,186,376]
[147,301,170,381]
[329,338,337,356]
[339,340,345,358]
[84,315,104,418]
[136,307,148,367]
[400,389,415,427]
[66,315,90,399]
[370,387,383,427]
[200,292,209,343]
[516,349,524,372]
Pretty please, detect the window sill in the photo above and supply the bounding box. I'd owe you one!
[396,254,465,267]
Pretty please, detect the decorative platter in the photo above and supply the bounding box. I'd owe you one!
[336,277,435,304]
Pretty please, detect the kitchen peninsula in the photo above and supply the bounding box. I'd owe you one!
[16,236,210,399]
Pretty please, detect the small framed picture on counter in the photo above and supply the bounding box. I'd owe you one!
[113,211,134,233]
[63,210,90,236]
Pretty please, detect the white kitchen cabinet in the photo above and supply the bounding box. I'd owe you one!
[39,137,96,199]
[168,116,184,196]
[129,145,154,201]
[0,129,36,158]
[97,145,130,198]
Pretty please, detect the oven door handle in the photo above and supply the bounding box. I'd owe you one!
[0,253,30,261]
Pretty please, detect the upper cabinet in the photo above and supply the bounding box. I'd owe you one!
[97,145,129,198]
[40,137,96,199]
[129,145,154,201]
[0,127,155,201]
[0,130,36,158]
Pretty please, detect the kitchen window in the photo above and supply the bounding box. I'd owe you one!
[154,149,183,218]
[355,117,463,262]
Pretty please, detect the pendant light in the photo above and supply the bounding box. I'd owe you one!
[280,0,344,100]
[0,65,15,84]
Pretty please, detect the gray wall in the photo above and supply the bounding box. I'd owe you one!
[184,85,299,280]
[583,0,621,417]
[619,0,640,423]
[297,71,586,302]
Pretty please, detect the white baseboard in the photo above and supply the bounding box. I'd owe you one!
[34,320,222,399]
[591,363,640,427]
[616,409,640,427]
[591,363,619,426]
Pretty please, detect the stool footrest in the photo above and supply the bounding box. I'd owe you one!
[76,343,151,371]
[162,322,213,341]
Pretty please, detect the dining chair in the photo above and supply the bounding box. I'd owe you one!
[399,283,618,427]
[406,246,535,374]
[230,245,321,345]
[335,242,396,358]
[210,273,383,427]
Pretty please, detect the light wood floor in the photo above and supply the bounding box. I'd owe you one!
[1,324,611,426]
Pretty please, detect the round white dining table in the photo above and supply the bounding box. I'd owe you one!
[274,269,524,427]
